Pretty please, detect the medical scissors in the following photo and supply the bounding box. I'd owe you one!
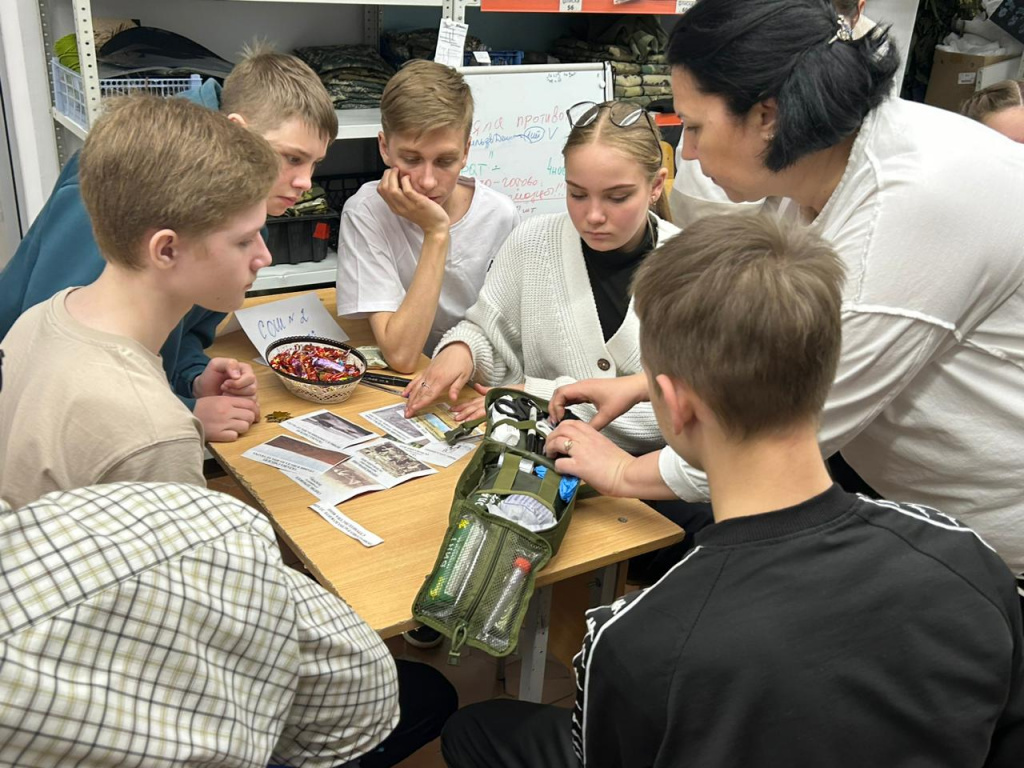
[493,395,537,421]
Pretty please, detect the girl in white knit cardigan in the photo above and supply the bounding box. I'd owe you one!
[402,101,678,456]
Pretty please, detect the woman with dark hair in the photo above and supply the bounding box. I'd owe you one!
[667,0,873,227]
[549,0,1024,580]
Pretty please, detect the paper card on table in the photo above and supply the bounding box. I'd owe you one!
[281,409,378,451]
[399,439,477,468]
[311,502,383,547]
[417,403,485,441]
[234,292,349,362]
[348,438,437,485]
[360,403,433,445]
[284,439,434,505]
[284,469,342,504]
[434,17,469,68]
[359,402,484,446]
[243,434,350,475]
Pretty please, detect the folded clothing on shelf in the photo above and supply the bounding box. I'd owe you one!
[380,28,487,68]
[294,44,395,110]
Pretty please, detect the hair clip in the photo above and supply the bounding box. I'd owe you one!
[828,14,854,45]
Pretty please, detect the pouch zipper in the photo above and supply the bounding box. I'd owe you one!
[448,524,510,664]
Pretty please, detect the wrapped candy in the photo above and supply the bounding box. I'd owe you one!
[269,344,361,383]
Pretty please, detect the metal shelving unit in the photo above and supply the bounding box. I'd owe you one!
[33,0,474,291]
[43,0,463,138]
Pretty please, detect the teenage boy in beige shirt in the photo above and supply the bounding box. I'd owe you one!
[0,96,279,508]
[0,44,336,442]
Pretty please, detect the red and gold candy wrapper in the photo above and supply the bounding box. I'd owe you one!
[269,344,361,383]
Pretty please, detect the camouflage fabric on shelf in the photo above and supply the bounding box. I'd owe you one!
[294,44,394,79]
[613,84,672,99]
[640,63,671,75]
[294,44,394,110]
[380,28,486,67]
[551,14,669,67]
[611,62,641,75]
[614,74,642,87]
[642,74,671,86]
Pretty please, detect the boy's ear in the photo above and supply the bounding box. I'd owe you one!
[148,229,181,270]
[654,373,697,436]
[226,112,247,128]
[378,131,392,166]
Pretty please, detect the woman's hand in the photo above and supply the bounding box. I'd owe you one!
[450,382,525,423]
[549,372,650,429]
[543,420,634,497]
[403,343,475,417]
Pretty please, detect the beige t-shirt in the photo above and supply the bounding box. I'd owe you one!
[0,289,205,508]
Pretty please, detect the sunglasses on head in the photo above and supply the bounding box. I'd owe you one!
[567,101,659,139]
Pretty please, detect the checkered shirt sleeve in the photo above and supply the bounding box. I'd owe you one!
[0,482,399,768]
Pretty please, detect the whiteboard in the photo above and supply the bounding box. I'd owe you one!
[460,63,613,217]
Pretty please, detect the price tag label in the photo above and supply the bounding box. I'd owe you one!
[676,0,696,12]
[560,0,583,11]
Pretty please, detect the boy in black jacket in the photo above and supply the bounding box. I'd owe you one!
[440,213,1024,767]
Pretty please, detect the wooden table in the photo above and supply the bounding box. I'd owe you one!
[209,289,684,699]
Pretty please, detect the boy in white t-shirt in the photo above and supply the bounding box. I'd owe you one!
[336,60,520,373]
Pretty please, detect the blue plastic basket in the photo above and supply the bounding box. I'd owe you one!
[51,58,202,131]
[463,50,524,66]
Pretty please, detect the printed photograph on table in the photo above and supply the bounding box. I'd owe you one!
[360,402,434,444]
[347,439,436,485]
[360,402,484,446]
[281,409,376,451]
[358,440,433,477]
[243,434,348,474]
[320,460,382,502]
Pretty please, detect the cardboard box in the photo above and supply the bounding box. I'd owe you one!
[925,49,1021,112]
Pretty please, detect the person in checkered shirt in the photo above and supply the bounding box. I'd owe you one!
[0,482,455,767]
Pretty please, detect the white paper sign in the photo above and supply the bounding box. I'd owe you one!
[435,17,469,68]
[676,0,696,12]
[472,50,492,65]
[234,292,348,362]
[311,502,383,547]
[560,0,583,11]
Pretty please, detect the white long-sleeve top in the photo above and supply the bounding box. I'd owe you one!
[436,212,680,456]
[661,97,1024,575]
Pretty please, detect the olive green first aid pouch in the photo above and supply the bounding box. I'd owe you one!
[411,388,579,663]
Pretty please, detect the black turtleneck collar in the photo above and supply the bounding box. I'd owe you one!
[581,216,658,341]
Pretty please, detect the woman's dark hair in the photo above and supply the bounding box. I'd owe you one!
[667,0,899,172]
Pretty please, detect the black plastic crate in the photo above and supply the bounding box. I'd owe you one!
[319,170,384,214]
[265,209,338,266]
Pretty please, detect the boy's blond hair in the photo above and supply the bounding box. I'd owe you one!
[380,60,473,140]
[562,101,670,222]
[221,42,338,142]
[960,79,1024,123]
[80,95,279,269]
[633,213,845,439]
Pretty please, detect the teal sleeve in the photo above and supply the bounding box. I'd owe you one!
[0,154,102,341]
[163,306,226,407]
